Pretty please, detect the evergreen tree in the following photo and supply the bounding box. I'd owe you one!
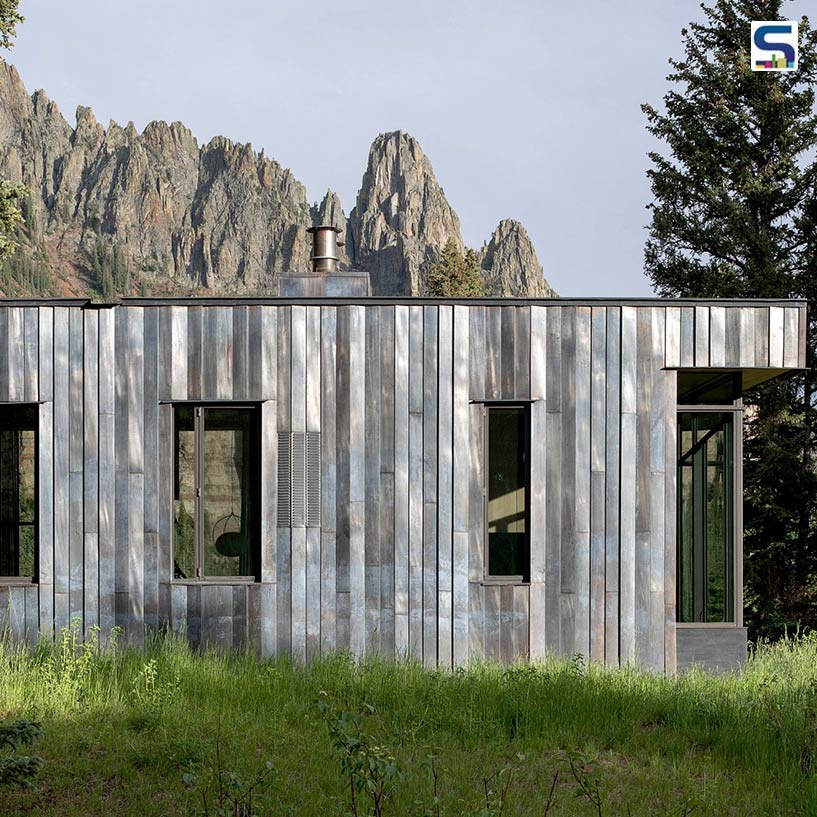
[426,239,486,297]
[643,0,817,637]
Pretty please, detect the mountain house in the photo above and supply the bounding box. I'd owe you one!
[0,227,806,672]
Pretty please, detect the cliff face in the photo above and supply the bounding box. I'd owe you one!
[0,62,556,298]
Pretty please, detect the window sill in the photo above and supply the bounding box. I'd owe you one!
[0,577,36,586]
[481,579,530,587]
[675,622,739,628]
[172,578,258,586]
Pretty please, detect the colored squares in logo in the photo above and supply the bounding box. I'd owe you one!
[751,21,799,71]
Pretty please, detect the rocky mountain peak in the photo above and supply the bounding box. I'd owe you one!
[349,130,464,294]
[478,219,556,298]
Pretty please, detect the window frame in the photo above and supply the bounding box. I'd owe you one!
[676,399,743,627]
[172,402,262,584]
[482,402,531,584]
[0,403,39,585]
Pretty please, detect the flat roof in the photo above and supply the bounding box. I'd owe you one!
[0,296,807,308]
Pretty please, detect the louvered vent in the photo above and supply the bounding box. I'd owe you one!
[277,431,321,528]
[291,432,307,527]
[306,431,321,527]
[277,434,291,527]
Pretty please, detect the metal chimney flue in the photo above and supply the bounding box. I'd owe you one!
[308,225,344,274]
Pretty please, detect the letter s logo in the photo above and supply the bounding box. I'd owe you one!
[754,24,796,63]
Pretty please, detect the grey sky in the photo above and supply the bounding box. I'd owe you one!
[7,1,811,296]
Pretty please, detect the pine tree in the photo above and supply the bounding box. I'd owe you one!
[643,0,817,638]
[425,239,486,297]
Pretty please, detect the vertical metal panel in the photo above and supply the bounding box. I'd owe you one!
[768,306,784,368]
[143,308,159,632]
[529,306,546,660]
[724,309,740,368]
[291,306,307,435]
[291,526,307,661]
[408,311,423,660]
[784,307,800,368]
[665,306,680,368]
[500,306,515,399]
[170,306,188,400]
[559,307,576,656]
[349,306,366,657]
[83,310,99,634]
[694,306,709,367]
[484,584,500,660]
[513,585,529,660]
[574,307,591,658]
[739,308,755,368]
[648,310,666,672]
[306,307,321,432]
[680,307,694,368]
[452,306,470,665]
[232,305,249,401]
[364,307,382,655]
[38,306,54,402]
[469,306,485,400]
[604,307,621,667]
[635,310,652,668]
[799,305,808,368]
[544,306,561,651]
[335,307,350,651]
[23,307,38,402]
[186,306,202,399]
[379,307,396,657]
[422,305,438,666]
[68,309,84,629]
[514,306,531,399]
[664,368,677,674]
[0,309,7,401]
[38,400,54,636]
[485,306,501,400]
[261,306,277,402]
[393,305,410,657]
[589,307,606,663]
[127,308,145,643]
[276,528,291,655]
[754,307,770,368]
[7,308,24,401]
[437,305,453,668]
[321,307,338,654]
[709,307,726,367]
[619,307,637,664]
[114,308,129,633]
[306,307,322,660]
[128,472,145,643]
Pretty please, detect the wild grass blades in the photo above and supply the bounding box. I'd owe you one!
[1,632,817,815]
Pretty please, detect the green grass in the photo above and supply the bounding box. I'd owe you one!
[2,629,817,816]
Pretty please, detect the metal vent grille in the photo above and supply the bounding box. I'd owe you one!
[277,434,291,527]
[306,431,321,527]
[291,432,307,527]
[277,431,321,528]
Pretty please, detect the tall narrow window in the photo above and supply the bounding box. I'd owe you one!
[485,405,529,581]
[173,405,260,581]
[0,405,37,580]
[677,412,734,622]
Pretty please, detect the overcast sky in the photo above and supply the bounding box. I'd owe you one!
[7,1,811,296]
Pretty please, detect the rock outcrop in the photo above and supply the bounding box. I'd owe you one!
[0,61,556,297]
[478,219,557,298]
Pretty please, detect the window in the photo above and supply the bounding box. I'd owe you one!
[678,372,741,405]
[173,405,260,581]
[0,405,37,580]
[485,405,529,581]
[677,412,735,622]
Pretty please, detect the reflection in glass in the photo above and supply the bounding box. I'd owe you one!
[487,406,528,579]
[677,412,734,623]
